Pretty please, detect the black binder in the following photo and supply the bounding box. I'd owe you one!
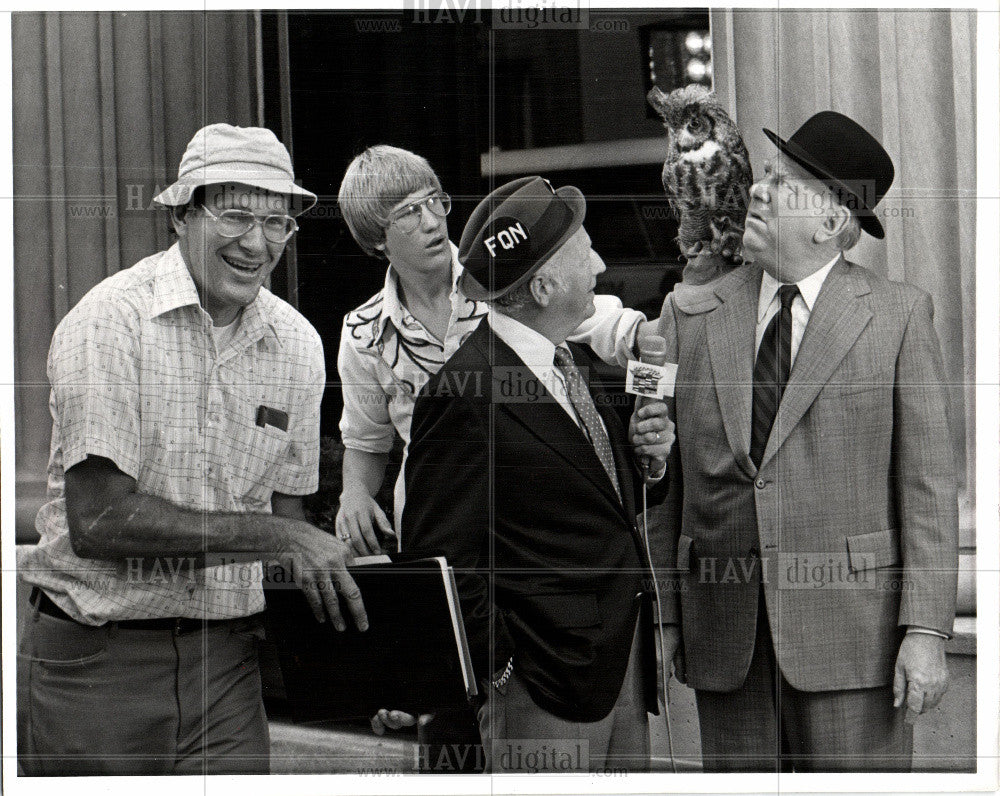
[263,555,478,723]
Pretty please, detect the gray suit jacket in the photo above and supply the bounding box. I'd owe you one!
[657,258,958,692]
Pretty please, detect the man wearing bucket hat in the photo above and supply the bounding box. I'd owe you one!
[401,176,673,772]
[652,111,958,770]
[17,124,368,775]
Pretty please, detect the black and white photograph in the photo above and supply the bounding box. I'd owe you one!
[3,2,996,792]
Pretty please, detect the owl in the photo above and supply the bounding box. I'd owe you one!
[647,84,753,268]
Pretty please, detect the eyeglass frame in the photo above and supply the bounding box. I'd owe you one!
[198,204,299,244]
[385,191,452,234]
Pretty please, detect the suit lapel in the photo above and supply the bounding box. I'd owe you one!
[472,326,628,518]
[705,267,761,479]
[760,258,873,468]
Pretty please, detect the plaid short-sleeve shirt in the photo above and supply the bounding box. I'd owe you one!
[17,244,325,624]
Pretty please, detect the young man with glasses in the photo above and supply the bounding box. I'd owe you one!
[17,124,368,775]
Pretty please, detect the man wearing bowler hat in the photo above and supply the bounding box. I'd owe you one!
[653,111,958,770]
[17,124,368,775]
[401,176,673,772]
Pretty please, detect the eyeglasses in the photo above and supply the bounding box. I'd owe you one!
[199,206,299,244]
[386,192,451,234]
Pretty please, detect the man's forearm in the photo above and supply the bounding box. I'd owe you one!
[566,295,646,368]
[70,487,307,564]
[340,447,389,500]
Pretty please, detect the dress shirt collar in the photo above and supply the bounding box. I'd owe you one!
[237,291,283,352]
[487,309,558,371]
[149,243,205,318]
[757,255,839,323]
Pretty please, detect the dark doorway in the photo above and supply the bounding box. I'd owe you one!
[264,11,490,432]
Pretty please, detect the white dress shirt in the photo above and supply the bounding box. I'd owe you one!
[754,256,839,367]
[489,310,589,431]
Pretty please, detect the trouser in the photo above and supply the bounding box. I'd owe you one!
[478,621,650,773]
[695,591,913,772]
[18,596,269,776]
[415,708,486,773]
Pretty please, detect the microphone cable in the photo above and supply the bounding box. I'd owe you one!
[639,468,677,773]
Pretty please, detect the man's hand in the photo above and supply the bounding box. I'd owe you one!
[280,521,369,631]
[335,486,394,557]
[629,401,674,481]
[370,709,428,735]
[893,633,948,716]
[656,624,686,691]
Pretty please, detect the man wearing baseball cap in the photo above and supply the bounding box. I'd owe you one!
[654,111,958,770]
[401,177,673,772]
[17,124,368,775]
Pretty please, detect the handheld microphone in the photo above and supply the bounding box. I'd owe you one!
[637,335,668,405]
[637,334,668,477]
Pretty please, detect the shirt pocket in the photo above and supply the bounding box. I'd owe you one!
[232,423,290,505]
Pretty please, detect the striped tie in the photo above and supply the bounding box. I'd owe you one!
[553,346,622,501]
[750,284,799,468]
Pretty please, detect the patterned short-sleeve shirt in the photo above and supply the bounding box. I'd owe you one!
[338,250,486,457]
[17,244,325,624]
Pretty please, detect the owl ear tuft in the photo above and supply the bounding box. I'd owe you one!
[647,86,670,122]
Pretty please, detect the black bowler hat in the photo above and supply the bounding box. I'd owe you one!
[763,111,895,239]
[459,176,585,300]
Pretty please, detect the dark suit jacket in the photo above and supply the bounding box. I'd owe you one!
[657,259,959,693]
[402,320,656,722]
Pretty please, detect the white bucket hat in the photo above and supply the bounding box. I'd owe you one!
[153,123,318,214]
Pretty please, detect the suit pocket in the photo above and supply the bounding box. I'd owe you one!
[533,592,601,629]
[824,381,883,397]
[676,534,694,572]
[846,529,901,573]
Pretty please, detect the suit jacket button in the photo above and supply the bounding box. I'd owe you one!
[755,478,766,489]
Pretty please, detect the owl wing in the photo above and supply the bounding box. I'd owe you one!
[704,121,754,262]
[726,137,753,212]
[661,151,683,220]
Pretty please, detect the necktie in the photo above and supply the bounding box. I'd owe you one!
[750,284,799,468]
[553,346,622,500]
